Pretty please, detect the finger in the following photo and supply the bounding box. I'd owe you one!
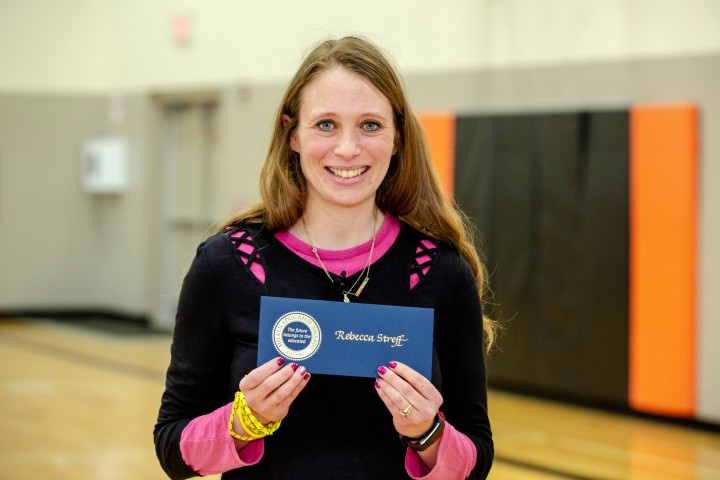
[246,362,305,403]
[251,366,312,423]
[376,365,423,411]
[376,365,423,417]
[271,366,311,409]
[375,376,413,416]
[383,362,442,405]
[266,365,310,406]
[375,377,401,412]
[239,357,287,391]
[375,376,437,438]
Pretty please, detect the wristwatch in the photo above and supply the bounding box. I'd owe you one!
[399,412,446,451]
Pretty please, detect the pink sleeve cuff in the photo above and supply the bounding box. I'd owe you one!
[405,421,477,479]
[179,402,265,475]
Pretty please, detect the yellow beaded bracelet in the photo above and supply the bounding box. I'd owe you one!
[228,392,259,441]
[227,391,282,441]
[237,392,281,436]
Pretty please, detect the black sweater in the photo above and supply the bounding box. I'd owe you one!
[154,222,493,479]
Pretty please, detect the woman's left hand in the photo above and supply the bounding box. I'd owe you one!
[375,361,443,438]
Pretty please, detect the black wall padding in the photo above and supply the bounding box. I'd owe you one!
[455,112,629,407]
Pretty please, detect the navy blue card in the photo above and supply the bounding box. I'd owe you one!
[258,296,434,379]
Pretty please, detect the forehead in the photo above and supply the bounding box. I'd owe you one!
[298,67,393,115]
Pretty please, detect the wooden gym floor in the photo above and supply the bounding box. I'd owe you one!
[1,317,719,480]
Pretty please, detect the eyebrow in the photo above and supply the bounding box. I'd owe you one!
[304,109,392,121]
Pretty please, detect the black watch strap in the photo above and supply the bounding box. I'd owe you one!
[399,413,446,451]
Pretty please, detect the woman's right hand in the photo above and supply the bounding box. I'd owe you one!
[238,357,311,425]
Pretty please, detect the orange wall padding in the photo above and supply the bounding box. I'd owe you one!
[629,104,698,417]
[418,112,456,200]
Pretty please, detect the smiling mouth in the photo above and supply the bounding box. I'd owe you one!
[328,167,368,179]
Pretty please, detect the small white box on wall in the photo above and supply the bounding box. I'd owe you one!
[81,137,129,194]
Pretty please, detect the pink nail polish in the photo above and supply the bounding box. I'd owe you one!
[377,366,387,375]
[291,363,298,372]
[303,373,311,381]
[375,380,381,389]
[297,366,307,376]
[388,361,398,369]
[277,358,285,366]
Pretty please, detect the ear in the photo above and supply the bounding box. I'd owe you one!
[282,114,299,153]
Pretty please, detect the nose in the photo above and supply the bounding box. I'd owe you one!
[333,129,361,159]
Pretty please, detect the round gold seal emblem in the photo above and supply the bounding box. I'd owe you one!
[271,311,322,361]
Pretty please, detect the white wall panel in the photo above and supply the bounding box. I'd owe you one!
[2,0,720,92]
[0,0,112,92]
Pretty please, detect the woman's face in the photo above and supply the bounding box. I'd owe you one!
[287,67,397,213]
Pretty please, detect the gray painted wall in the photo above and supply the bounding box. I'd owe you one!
[0,53,717,423]
[0,95,155,316]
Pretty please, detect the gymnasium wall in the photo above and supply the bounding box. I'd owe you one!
[0,1,718,426]
[410,56,720,425]
[0,94,158,316]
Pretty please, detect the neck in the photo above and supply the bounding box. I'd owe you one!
[294,204,381,250]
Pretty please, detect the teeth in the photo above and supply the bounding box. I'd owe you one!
[329,167,367,179]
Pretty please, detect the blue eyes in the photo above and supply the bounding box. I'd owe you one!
[315,121,382,132]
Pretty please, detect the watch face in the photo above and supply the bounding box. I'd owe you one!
[401,413,445,451]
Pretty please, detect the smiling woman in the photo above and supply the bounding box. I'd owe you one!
[284,67,397,221]
[154,35,496,480]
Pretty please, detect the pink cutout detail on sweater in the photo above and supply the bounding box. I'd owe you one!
[227,215,435,291]
[228,231,266,283]
[410,238,437,289]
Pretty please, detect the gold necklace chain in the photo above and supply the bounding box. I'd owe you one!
[301,211,377,303]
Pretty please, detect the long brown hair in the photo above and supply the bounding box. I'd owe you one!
[216,36,496,350]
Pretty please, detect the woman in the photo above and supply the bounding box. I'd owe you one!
[155,35,495,479]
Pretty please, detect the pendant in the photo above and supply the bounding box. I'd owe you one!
[355,277,369,296]
[343,293,350,303]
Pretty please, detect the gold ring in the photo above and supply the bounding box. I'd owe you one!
[400,404,414,417]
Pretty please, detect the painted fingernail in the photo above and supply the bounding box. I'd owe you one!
[388,361,398,369]
[277,358,285,366]
[377,366,387,375]
[303,373,311,381]
[291,363,298,372]
[375,380,381,389]
[298,366,307,376]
